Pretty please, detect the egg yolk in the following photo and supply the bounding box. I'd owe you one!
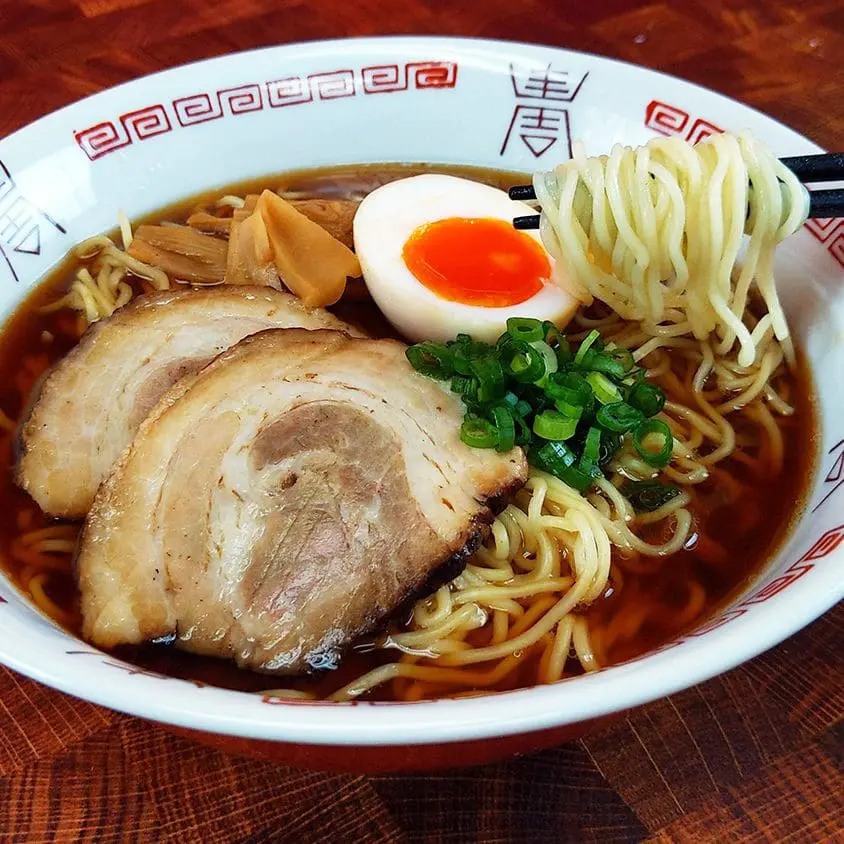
[402,217,550,307]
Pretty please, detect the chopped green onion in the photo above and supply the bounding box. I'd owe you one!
[574,329,601,365]
[555,336,572,365]
[411,322,673,498]
[513,414,532,446]
[452,347,473,376]
[610,346,634,370]
[585,372,621,404]
[554,398,583,420]
[559,463,594,491]
[577,347,597,370]
[547,371,595,420]
[542,320,563,347]
[628,382,666,417]
[545,371,592,404]
[623,480,681,512]
[491,406,516,452]
[579,459,604,480]
[589,347,635,379]
[577,426,604,480]
[533,440,576,472]
[526,382,556,408]
[582,426,602,465]
[598,430,622,468]
[515,399,533,418]
[596,401,645,433]
[633,419,674,467]
[460,414,498,449]
[406,341,454,379]
[502,341,546,383]
[450,374,475,396]
[533,410,578,441]
[453,340,492,375]
[496,331,516,352]
[530,340,558,386]
[499,391,520,410]
[460,380,484,407]
[533,439,594,491]
[506,317,544,343]
[470,356,506,402]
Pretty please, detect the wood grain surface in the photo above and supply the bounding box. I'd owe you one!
[0,1,842,841]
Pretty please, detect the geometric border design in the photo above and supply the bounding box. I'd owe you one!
[75,61,458,161]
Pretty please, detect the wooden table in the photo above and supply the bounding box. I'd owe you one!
[0,2,842,841]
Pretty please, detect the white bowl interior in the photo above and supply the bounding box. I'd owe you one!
[0,37,841,746]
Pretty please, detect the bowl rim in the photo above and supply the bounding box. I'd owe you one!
[0,35,841,747]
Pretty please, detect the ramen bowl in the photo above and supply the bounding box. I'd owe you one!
[0,37,841,772]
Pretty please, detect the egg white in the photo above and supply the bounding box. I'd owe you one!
[353,174,582,343]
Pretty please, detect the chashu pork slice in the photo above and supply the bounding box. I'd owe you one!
[76,328,527,674]
[17,286,360,518]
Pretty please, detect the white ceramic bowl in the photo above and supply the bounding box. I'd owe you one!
[0,36,841,771]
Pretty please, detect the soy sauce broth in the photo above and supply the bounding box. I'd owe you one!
[0,164,818,698]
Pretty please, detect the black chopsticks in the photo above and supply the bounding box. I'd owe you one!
[780,152,844,183]
[509,185,540,202]
[510,152,844,229]
[512,215,542,230]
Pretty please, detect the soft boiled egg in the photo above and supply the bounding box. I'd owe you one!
[353,174,583,343]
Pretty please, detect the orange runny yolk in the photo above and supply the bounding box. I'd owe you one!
[402,217,551,307]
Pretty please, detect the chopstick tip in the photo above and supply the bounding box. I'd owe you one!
[509,185,537,201]
[513,214,540,230]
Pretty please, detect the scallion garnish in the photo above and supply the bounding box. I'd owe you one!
[530,340,559,387]
[632,419,674,467]
[533,410,578,441]
[577,426,604,480]
[512,412,532,447]
[515,399,533,418]
[622,480,681,512]
[545,371,592,409]
[542,320,563,347]
[554,397,583,420]
[585,372,621,404]
[452,339,490,375]
[405,341,453,379]
[506,317,545,343]
[491,405,516,452]
[470,356,506,403]
[582,426,602,465]
[598,430,622,469]
[628,382,666,417]
[555,336,572,365]
[532,440,575,473]
[574,329,601,366]
[406,322,671,494]
[460,414,498,449]
[502,340,546,383]
[595,401,644,433]
[450,374,474,396]
[498,391,521,410]
[589,347,634,379]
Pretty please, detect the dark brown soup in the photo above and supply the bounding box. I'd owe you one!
[0,164,817,701]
